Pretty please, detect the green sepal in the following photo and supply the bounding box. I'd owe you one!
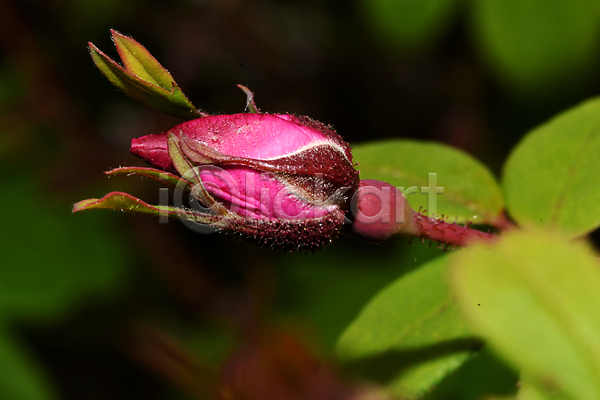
[106,166,192,191]
[72,191,221,226]
[167,134,230,216]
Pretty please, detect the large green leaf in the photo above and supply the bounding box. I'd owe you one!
[0,329,56,400]
[352,139,504,225]
[277,239,440,350]
[335,256,480,399]
[470,0,599,95]
[450,230,600,400]
[360,0,457,50]
[424,347,518,400]
[517,379,571,400]
[503,97,600,237]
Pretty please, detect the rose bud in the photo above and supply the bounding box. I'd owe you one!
[131,113,360,251]
[77,32,494,251]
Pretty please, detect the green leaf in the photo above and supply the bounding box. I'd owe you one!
[0,329,56,400]
[503,97,600,237]
[89,41,204,120]
[360,0,456,50]
[335,256,480,399]
[449,230,600,400]
[517,379,571,400]
[111,29,174,89]
[470,0,599,96]
[424,347,518,400]
[352,139,504,226]
[277,239,440,350]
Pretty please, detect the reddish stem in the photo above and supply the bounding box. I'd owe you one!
[412,213,496,247]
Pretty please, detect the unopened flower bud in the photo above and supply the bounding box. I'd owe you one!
[77,32,495,251]
[131,113,360,251]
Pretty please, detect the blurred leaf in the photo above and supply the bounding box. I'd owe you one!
[582,0,600,18]
[487,397,517,400]
[89,39,204,120]
[277,239,439,350]
[517,378,570,400]
[450,230,600,400]
[0,329,56,400]
[470,0,599,96]
[424,347,518,400]
[0,177,129,321]
[335,255,479,399]
[503,97,600,237]
[360,0,457,50]
[353,139,504,225]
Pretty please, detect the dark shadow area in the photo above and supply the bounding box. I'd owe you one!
[341,337,483,384]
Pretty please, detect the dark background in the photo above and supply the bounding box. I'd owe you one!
[1,0,598,398]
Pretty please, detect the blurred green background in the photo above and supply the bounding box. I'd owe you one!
[1,0,600,398]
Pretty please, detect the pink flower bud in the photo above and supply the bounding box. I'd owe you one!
[131,113,359,251]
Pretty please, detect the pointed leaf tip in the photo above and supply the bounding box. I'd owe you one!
[89,31,206,120]
[111,30,174,89]
[73,198,101,213]
[73,192,158,214]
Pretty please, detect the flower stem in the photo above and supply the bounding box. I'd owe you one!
[412,213,496,248]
